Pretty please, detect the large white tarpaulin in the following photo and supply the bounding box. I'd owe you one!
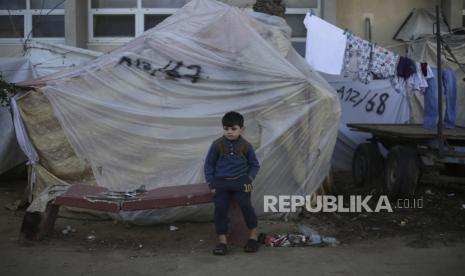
[0,42,102,176]
[25,0,340,223]
[327,78,410,171]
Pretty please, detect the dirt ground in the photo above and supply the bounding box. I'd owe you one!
[1,172,465,276]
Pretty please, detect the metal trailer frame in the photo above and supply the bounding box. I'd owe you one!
[348,123,465,197]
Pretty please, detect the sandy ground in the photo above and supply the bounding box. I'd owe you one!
[1,174,465,276]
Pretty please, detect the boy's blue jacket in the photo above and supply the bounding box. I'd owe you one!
[204,136,260,184]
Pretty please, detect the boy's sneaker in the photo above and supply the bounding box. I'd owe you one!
[212,243,228,255]
[244,239,259,253]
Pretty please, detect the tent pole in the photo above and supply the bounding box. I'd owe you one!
[435,5,444,158]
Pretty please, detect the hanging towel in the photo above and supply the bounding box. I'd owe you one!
[304,14,347,75]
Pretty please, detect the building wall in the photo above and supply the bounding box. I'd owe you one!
[336,0,440,54]
[1,0,463,56]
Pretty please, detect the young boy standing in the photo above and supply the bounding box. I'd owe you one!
[204,111,260,255]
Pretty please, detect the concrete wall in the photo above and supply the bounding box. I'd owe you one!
[65,0,88,48]
[336,0,440,54]
[1,0,463,57]
[442,0,462,29]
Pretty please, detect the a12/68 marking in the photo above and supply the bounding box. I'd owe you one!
[336,86,390,115]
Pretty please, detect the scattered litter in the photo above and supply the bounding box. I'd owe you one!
[169,225,179,231]
[425,189,434,195]
[298,224,322,246]
[62,225,76,235]
[399,219,408,226]
[372,225,381,231]
[258,224,339,247]
[448,193,455,197]
[462,204,465,209]
[199,239,204,242]
[308,234,322,246]
[298,224,318,237]
[138,244,143,249]
[322,236,339,247]
[87,234,96,241]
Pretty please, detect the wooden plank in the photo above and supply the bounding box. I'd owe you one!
[347,123,465,140]
[121,183,213,211]
[54,184,120,213]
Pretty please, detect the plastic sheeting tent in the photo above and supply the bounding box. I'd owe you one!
[18,0,340,223]
[407,35,465,127]
[0,41,102,176]
[393,8,449,42]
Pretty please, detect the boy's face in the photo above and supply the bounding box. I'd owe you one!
[223,125,244,140]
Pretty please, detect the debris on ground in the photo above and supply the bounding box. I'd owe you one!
[399,219,409,227]
[169,225,179,231]
[62,225,76,235]
[257,224,339,247]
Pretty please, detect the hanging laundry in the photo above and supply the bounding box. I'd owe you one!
[370,44,399,79]
[303,14,347,75]
[420,63,429,77]
[390,62,434,94]
[408,62,434,93]
[343,35,372,84]
[396,56,417,79]
[343,35,398,84]
[424,68,457,129]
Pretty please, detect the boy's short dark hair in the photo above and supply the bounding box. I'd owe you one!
[222,111,244,127]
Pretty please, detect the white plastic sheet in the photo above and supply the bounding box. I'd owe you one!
[37,0,340,223]
[11,97,39,201]
[0,58,38,83]
[0,106,27,175]
[327,78,410,171]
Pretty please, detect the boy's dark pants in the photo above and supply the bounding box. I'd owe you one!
[213,175,257,235]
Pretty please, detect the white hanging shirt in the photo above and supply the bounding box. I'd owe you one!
[304,13,347,75]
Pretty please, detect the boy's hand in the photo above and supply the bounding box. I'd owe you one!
[210,189,216,194]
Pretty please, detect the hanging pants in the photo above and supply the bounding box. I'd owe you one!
[424,68,457,129]
[212,174,258,235]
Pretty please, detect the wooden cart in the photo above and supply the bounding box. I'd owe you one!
[347,123,465,197]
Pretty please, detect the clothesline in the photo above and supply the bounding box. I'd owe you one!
[303,13,459,129]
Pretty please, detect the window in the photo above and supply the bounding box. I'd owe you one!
[88,0,321,51]
[144,14,170,31]
[283,0,321,57]
[89,0,186,43]
[0,0,65,43]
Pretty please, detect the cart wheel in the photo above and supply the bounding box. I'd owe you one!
[385,146,420,198]
[352,143,384,187]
